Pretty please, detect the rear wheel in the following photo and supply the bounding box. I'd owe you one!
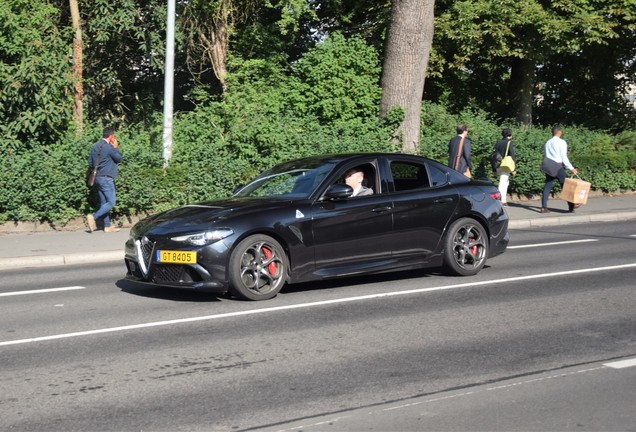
[443,218,488,276]
[229,234,288,300]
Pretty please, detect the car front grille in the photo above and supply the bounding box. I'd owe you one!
[135,237,156,278]
[135,237,203,285]
[141,240,154,269]
[153,265,187,283]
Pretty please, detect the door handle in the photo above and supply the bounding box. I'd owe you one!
[372,206,392,213]
[434,198,453,204]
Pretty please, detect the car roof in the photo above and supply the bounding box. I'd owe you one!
[279,152,434,166]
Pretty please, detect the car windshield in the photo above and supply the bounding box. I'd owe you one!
[234,160,336,199]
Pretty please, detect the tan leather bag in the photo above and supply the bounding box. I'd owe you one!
[454,136,472,178]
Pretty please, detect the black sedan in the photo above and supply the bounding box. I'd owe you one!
[125,153,509,300]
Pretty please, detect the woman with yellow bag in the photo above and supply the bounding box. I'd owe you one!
[491,128,517,206]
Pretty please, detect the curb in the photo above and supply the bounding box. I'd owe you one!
[507,211,636,229]
[0,251,123,272]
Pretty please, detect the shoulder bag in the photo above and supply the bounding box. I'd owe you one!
[499,140,515,173]
[87,141,106,187]
[489,147,502,170]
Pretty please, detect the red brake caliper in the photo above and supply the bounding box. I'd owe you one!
[469,232,478,255]
[263,247,277,276]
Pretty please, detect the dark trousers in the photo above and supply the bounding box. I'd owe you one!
[542,168,573,210]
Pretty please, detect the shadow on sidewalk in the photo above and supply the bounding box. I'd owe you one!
[507,202,572,214]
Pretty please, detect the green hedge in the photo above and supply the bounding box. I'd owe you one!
[421,102,636,197]
[1,33,634,225]
[1,107,633,225]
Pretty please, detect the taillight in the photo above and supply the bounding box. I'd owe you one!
[490,192,502,201]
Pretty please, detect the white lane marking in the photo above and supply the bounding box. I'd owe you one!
[508,239,598,249]
[1,263,635,347]
[0,286,85,297]
[273,416,353,432]
[287,364,611,431]
[604,358,636,369]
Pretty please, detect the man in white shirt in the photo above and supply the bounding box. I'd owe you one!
[541,126,578,213]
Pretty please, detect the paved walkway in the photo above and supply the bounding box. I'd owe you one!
[0,194,634,271]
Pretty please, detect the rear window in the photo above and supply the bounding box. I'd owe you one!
[390,161,430,192]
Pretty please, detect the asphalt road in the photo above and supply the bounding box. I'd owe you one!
[1,221,635,431]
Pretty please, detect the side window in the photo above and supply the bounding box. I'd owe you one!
[428,164,448,187]
[390,161,430,192]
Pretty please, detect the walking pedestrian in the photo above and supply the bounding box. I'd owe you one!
[540,125,578,213]
[86,127,122,232]
[493,128,517,205]
[448,124,472,178]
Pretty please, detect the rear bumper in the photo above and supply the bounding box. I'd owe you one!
[489,218,509,258]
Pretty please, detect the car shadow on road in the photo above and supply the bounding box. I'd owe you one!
[279,268,444,295]
[116,266,482,302]
[116,278,224,302]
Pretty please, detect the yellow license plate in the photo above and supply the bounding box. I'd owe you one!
[156,250,197,264]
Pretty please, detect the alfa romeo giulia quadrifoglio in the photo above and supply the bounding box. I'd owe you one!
[124,153,509,300]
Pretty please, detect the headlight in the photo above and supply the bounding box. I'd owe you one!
[171,229,234,246]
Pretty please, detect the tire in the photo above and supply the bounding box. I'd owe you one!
[443,218,488,276]
[228,234,288,300]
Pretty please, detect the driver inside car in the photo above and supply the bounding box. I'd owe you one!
[344,168,374,197]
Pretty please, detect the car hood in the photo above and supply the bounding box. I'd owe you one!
[131,197,294,237]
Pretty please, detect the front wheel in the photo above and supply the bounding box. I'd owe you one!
[443,218,488,276]
[228,234,288,300]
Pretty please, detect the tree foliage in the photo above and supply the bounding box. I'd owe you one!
[431,0,636,128]
[0,0,72,149]
[78,0,168,123]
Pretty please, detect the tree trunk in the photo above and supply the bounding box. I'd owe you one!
[185,0,231,93]
[380,0,436,154]
[199,0,229,93]
[510,58,535,127]
[69,0,83,134]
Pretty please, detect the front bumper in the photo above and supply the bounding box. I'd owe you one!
[124,236,230,295]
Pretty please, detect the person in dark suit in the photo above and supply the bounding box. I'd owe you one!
[345,168,373,197]
[448,124,472,178]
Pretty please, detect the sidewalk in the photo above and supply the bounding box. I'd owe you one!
[0,194,635,271]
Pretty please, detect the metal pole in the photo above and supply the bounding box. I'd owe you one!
[162,0,176,168]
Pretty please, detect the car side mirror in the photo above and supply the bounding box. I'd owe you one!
[322,184,353,200]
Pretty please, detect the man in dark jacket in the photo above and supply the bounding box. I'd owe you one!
[448,124,472,177]
[86,127,122,233]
